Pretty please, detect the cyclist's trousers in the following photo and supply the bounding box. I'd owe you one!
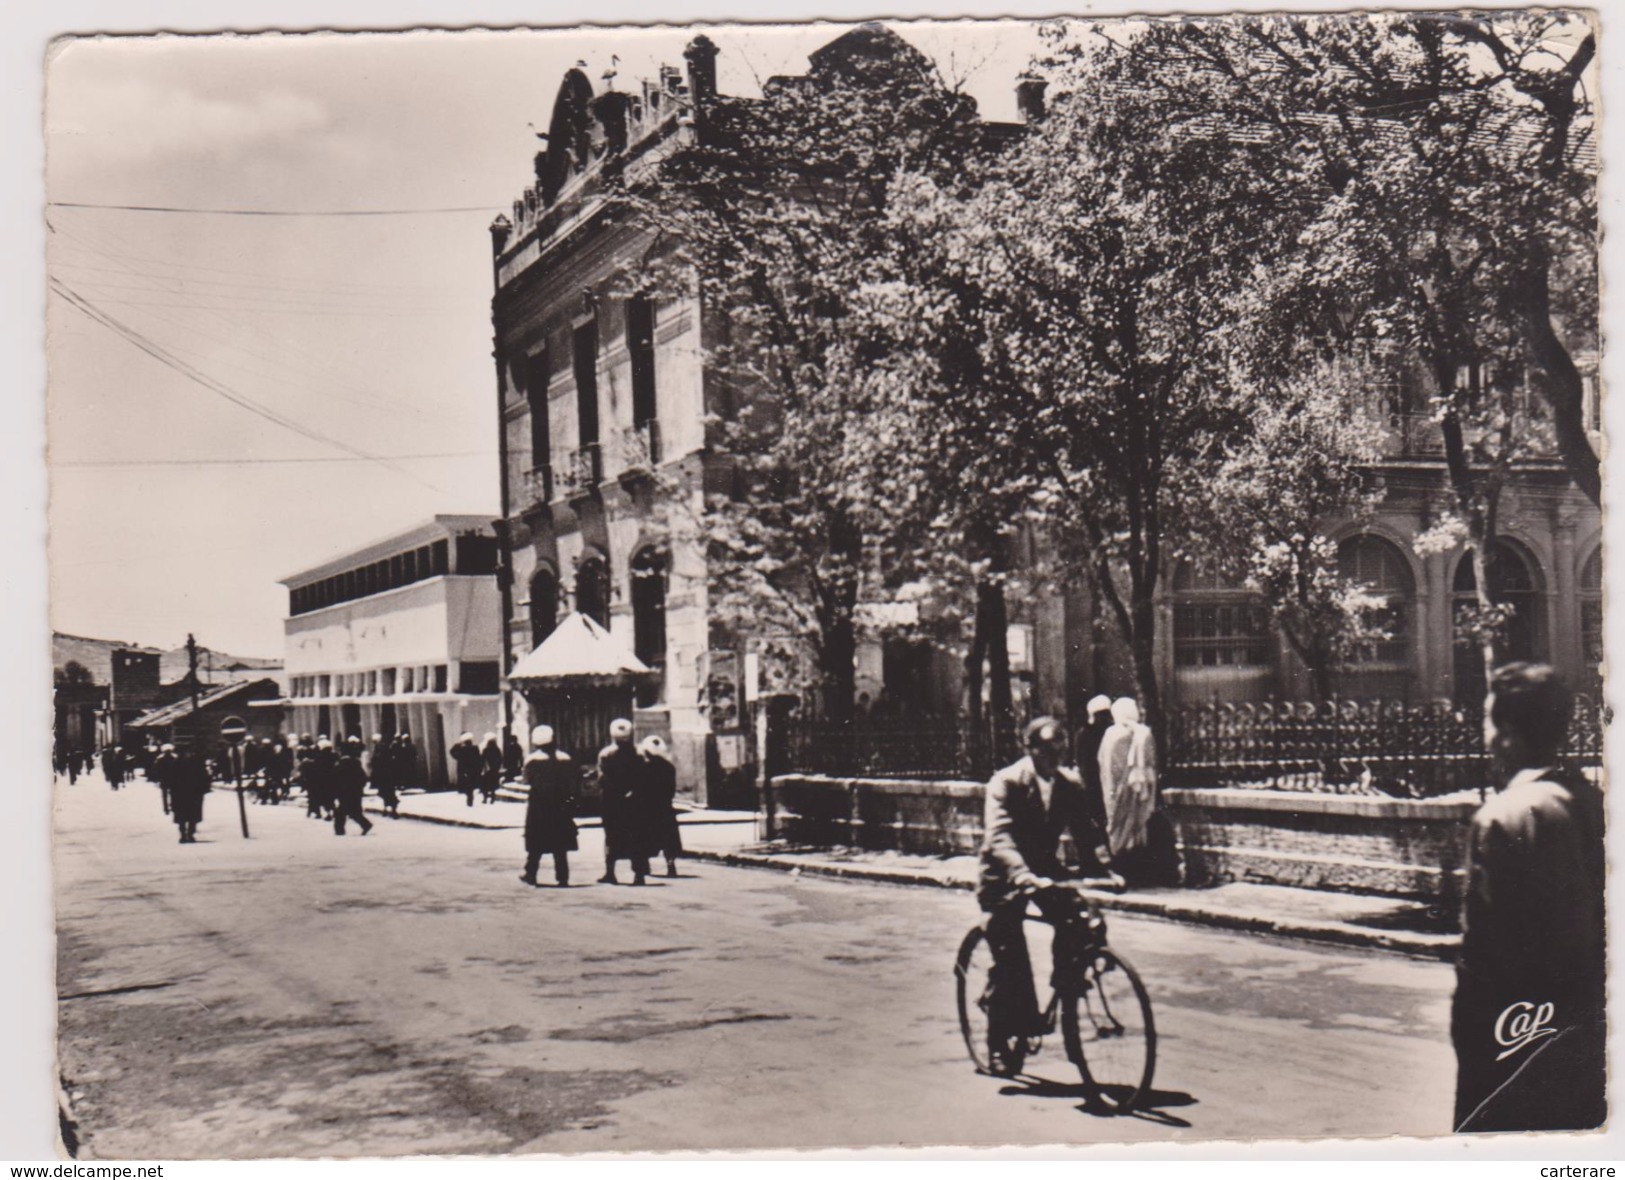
[984,891,1079,1037]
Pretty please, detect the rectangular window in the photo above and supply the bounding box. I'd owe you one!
[382,667,396,696]
[432,540,449,576]
[458,661,501,695]
[574,320,600,448]
[1174,603,1270,668]
[318,674,331,697]
[627,296,656,429]
[527,349,552,466]
[433,665,448,693]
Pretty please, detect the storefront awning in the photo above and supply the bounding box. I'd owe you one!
[507,612,657,687]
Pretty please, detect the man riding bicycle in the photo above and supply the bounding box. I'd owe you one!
[978,716,1119,1071]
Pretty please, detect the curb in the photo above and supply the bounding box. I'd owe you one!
[684,848,1459,961]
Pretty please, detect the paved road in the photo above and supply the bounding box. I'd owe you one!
[55,774,1456,1158]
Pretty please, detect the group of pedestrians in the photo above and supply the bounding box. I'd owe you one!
[520,717,684,889]
[450,732,508,807]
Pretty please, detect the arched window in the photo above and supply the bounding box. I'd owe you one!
[1172,562,1270,668]
[1581,547,1603,672]
[630,547,668,671]
[529,567,559,647]
[575,553,609,628]
[1454,541,1543,703]
[1337,534,1415,665]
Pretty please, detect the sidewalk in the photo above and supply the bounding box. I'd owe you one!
[366,792,1458,959]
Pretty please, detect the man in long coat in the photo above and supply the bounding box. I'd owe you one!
[636,735,683,879]
[332,736,374,836]
[521,725,577,887]
[450,733,482,807]
[596,719,648,885]
[168,748,210,844]
[151,743,178,816]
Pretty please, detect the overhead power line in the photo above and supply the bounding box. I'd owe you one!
[56,452,493,469]
[48,276,443,493]
[49,201,496,217]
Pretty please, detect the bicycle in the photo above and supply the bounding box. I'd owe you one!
[955,878,1156,1113]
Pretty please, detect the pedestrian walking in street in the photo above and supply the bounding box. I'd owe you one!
[637,735,683,878]
[264,738,291,804]
[503,731,524,781]
[451,733,482,807]
[371,734,400,817]
[306,737,338,820]
[152,743,178,816]
[479,732,504,804]
[1097,697,1175,887]
[596,718,648,885]
[66,749,81,785]
[394,730,418,792]
[978,717,1116,1070]
[332,736,374,837]
[104,745,126,791]
[520,725,577,887]
[168,748,210,844]
[1451,663,1604,1133]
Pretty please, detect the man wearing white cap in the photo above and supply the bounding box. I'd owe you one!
[521,725,577,887]
[596,718,647,885]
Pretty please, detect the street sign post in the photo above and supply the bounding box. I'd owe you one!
[221,717,250,839]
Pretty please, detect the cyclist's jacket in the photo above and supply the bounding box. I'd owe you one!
[977,755,1110,910]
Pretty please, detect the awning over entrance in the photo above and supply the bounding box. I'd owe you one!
[507,612,657,687]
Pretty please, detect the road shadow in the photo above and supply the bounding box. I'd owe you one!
[998,1075,1196,1126]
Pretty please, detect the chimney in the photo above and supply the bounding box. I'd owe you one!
[1016,76,1048,124]
[684,35,719,105]
[489,214,512,256]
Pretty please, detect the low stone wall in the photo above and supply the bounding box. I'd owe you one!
[763,774,985,855]
[763,774,1479,909]
[1165,787,1477,909]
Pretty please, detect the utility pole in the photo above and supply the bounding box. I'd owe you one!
[186,633,200,714]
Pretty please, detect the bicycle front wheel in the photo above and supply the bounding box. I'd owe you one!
[1062,947,1155,1112]
[955,927,1023,1077]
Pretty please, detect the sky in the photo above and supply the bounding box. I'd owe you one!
[44,18,1044,659]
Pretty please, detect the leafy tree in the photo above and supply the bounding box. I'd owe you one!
[1209,359,1388,700]
[1086,12,1598,694]
[615,27,992,722]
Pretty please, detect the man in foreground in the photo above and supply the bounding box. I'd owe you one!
[978,717,1116,1072]
[1452,663,1604,1133]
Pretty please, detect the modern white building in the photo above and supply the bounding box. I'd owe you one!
[279,515,503,788]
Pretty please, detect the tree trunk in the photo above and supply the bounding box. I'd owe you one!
[820,611,856,725]
[1520,252,1600,506]
[1128,581,1161,738]
[965,585,988,767]
[983,576,1014,765]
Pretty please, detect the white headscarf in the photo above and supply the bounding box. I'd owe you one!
[1111,697,1141,727]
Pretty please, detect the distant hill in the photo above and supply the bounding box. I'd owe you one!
[52,632,282,688]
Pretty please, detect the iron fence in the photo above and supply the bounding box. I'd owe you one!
[1165,695,1606,798]
[775,695,1606,799]
[781,717,1012,782]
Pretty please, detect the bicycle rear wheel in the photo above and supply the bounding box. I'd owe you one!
[955,927,1024,1077]
[1062,947,1155,1112]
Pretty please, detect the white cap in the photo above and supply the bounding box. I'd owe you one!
[609,718,634,739]
[639,735,668,757]
[318,738,334,750]
[460,732,474,743]
[1087,694,1113,717]
[160,743,175,753]
[483,732,498,744]
[531,724,555,746]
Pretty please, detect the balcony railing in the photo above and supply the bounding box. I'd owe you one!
[1381,408,1562,461]
[618,420,663,476]
[558,442,602,497]
[520,465,553,507]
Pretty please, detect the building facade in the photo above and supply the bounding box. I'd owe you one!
[490,25,1601,791]
[279,516,504,788]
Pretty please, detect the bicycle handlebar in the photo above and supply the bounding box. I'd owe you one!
[1021,875,1126,897]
